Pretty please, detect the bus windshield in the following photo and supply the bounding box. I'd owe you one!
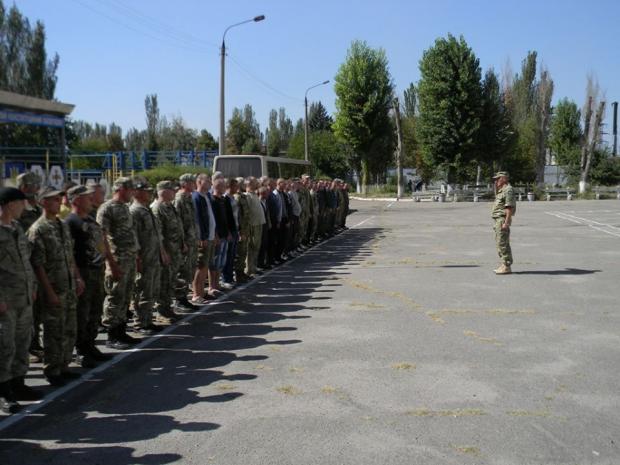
[214,157,262,178]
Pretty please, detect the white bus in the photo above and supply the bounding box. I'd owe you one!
[212,155,311,179]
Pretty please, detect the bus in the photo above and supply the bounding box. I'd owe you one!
[212,155,311,179]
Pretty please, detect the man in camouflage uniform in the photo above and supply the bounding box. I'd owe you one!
[130,178,166,335]
[239,177,265,277]
[0,188,41,414]
[174,174,198,306]
[65,185,113,367]
[309,180,320,243]
[491,171,516,275]
[29,186,85,386]
[297,177,311,248]
[152,181,185,322]
[97,177,141,348]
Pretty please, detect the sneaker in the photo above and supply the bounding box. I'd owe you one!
[88,345,114,361]
[118,331,141,344]
[133,326,156,336]
[220,282,234,290]
[0,395,21,414]
[45,375,67,387]
[10,377,44,401]
[77,354,99,368]
[106,339,130,350]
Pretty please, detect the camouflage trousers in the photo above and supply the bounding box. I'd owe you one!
[42,291,77,378]
[103,255,137,329]
[0,299,33,383]
[235,234,248,277]
[310,213,319,240]
[494,218,513,266]
[132,260,161,328]
[245,225,263,275]
[156,252,182,312]
[76,266,104,351]
[181,239,198,284]
[298,214,309,245]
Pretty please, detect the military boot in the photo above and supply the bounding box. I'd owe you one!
[106,327,130,350]
[117,324,141,345]
[495,264,512,275]
[10,376,44,401]
[87,344,114,361]
[0,381,22,414]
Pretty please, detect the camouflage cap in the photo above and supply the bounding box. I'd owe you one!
[179,173,196,183]
[0,187,27,206]
[112,176,134,191]
[38,185,65,201]
[16,171,41,187]
[67,185,96,202]
[156,180,176,192]
[492,171,510,179]
[132,176,153,191]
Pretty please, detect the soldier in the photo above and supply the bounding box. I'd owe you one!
[152,181,186,323]
[16,171,42,232]
[309,180,320,243]
[65,185,113,367]
[174,174,198,306]
[491,171,516,275]
[97,177,141,348]
[29,186,85,386]
[232,178,249,284]
[130,178,166,335]
[0,188,41,414]
[240,177,265,277]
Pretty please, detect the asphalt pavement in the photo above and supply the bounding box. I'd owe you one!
[1,199,619,465]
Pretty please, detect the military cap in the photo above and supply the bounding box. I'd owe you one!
[67,185,96,202]
[16,171,41,187]
[156,180,176,192]
[38,185,65,201]
[133,176,153,191]
[112,177,134,191]
[492,171,510,179]
[179,173,196,183]
[0,187,27,205]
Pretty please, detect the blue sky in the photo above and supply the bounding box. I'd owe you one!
[14,0,620,139]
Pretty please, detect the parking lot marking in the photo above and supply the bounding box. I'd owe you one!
[545,211,620,238]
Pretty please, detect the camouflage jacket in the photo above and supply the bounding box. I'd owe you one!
[0,220,36,306]
[96,199,139,258]
[29,216,76,293]
[151,200,184,255]
[130,201,163,264]
[18,203,42,232]
[492,185,517,219]
[174,191,198,242]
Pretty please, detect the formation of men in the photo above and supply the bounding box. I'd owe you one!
[0,170,350,414]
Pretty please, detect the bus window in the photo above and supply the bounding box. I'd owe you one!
[280,162,306,178]
[267,161,280,178]
[215,157,262,178]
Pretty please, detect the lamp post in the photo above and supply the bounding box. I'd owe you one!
[304,80,330,162]
[219,15,265,156]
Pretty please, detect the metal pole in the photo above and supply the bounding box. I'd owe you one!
[218,15,265,157]
[219,40,226,156]
[304,95,309,161]
[612,101,618,156]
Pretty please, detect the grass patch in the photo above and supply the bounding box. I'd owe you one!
[276,385,302,395]
[391,362,416,370]
[406,408,486,417]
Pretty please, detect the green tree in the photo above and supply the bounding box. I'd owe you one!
[548,98,582,168]
[334,40,394,193]
[226,104,262,154]
[308,101,333,131]
[402,83,417,119]
[144,94,160,151]
[417,34,482,183]
[196,129,217,151]
[289,129,349,178]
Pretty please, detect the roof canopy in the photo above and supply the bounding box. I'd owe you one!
[0,90,74,128]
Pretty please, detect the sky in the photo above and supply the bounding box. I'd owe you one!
[13,0,620,140]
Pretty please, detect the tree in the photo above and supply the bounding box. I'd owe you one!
[334,40,394,193]
[308,101,333,131]
[196,129,217,151]
[226,104,262,154]
[402,83,417,119]
[288,129,349,178]
[107,122,124,152]
[417,34,482,183]
[144,94,160,151]
[548,98,582,168]
[579,76,606,193]
[478,69,514,178]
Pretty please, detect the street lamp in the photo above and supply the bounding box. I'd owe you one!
[219,15,266,156]
[304,80,330,162]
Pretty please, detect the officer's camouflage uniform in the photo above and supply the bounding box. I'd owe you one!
[309,188,319,241]
[97,199,138,330]
[0,220,36,384]
[130,200,162,328]
[17,203,42,232]
[174,190,197,285]
[492,184,516,266]
[29,216,78,379]
[298,186,310,245]
[151,198,185,316]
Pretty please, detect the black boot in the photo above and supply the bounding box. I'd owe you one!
[10,376,43,401]
[106,326,130,350]
[117,324,140,345]
[0,381,22,414]
[88,343,114,361]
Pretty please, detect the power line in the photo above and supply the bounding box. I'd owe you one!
[228,53,304,104]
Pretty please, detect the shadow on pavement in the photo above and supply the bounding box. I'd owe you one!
[0,226,383,464]
[513,268,601,275]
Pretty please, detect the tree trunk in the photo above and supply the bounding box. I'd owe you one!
[361,158,369,195]
[580,100,605,194]
[392,98,405,199]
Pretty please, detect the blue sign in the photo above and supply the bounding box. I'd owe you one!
[0,108,65,128]
[3,161,26,179]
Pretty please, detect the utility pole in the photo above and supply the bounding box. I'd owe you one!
[612,101,618,156]
[392,97,404,199]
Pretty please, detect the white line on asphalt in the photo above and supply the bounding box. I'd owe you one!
[0,213,377,433]
[386,202,394,209]
[546,211,620,238]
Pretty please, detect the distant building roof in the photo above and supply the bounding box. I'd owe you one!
[0,90,74,116]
